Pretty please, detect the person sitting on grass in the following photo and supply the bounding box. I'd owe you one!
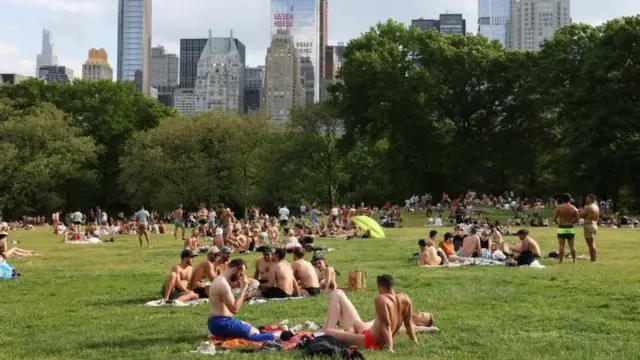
[417,238,448,266]
[292,247,321,296]
[0,229,38,259]
[253,247,273,285]
[208,258,277,341]
[184,229,201,252]
[322,275,418,352]
[457,227,482,257]
[260,248,300,298]
[160,249,199,304]
[189,247,220,299]
[312,255,337,292]
[509,229,542,266]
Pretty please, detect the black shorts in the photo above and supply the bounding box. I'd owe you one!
[280,219,288,227]
[194,286,209,299]
[557,225,576,240]
[516,251,539,266]
[305,287,321,296]
[259,279,268,285]
[439,257,445,266]
[161,285,182,300]
[262,287,291,299]
[199,219,207,225]
[73,221,82,225]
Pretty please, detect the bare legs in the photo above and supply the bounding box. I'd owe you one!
[320,289,367,333]
[558,238,576,264]
[162,272,197,302]
[139,227,150,248]
[586,237,597,262]
[4,248,38,258]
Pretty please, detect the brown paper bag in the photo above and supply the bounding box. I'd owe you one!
[348,271,366,291]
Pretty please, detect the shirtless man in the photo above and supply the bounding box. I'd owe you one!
[292,248,321,296]
[489,224,508,253]
[207,259,277,342]
[553,193,580,264]
[260,248,300,298]
[284,229,301,252]
[324,275,418,352]
[189,247,219,298]
[214,247,232,275]
[580,194,600,262]
[418,239,447,266]
[267,221,279,244]
[510,229,542,266]
[253,247,273,285]
[184,229,201,251]
[312,255,337,292]
[456,227,481,258]
[173,205,185,240]
[197,203,208,236]
[160,249,199,304]
[217,204,235,245]
[229,228,248,251]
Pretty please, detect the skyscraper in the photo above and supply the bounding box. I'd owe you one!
[36,28,58,76]
[270,0,320,103]
[411,18,440,32]
[478,0,511,47]
[38,66,74,85]
[179,38,246,89]
[411,14,467,35]
[244,66,265,113]
[117,0,152,95]
[82,48,113,81]
[510,0,571,51]
[263,29,305,121]
[151,46,179,88]
[194,30,245,113]
[319,0,328,79]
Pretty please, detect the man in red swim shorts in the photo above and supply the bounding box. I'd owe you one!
[323,275,421,352]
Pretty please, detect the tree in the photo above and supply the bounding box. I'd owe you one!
[0,104,98,218]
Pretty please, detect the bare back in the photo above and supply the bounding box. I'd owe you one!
[462,235,481,257]
[270,261,295,294]
[190,260,216,289]
[368,293,414,346]
[208,276,234,317]
[554,203,579,225]
[293,259,320,288]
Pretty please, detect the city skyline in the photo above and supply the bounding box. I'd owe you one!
[0,0,639,78]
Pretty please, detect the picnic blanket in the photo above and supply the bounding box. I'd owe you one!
[248,296,305,305]
[191,331,313,355]
[144,298,209,307]
[419,258,505,268]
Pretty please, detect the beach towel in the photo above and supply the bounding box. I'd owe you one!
[248,296,305,305]
[144,298,209,307]
[419,258,505,268]
[191,331,312,355]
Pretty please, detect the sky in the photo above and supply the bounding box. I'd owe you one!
[0,0,639,78]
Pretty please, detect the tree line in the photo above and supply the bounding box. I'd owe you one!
[1,16,639,218]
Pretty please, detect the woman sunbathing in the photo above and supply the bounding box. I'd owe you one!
[0,230,39,259]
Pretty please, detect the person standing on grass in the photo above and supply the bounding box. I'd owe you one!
[323,275,418,352]
[160,249,199,304]
[71,209,83,235]
[278,205,290,229]
[553,193,580,264]
[135,206,151,248]
[580,194,600,262]
[208,258,277,342]
[173,205,185,240]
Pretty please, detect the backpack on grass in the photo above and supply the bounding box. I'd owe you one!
[305,336,365,360]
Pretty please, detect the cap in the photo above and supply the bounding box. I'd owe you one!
[180,248,198,259]
[311,255,325,265]
[220,246,232,254]
[208,246,220,254]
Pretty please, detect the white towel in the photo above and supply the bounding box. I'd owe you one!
[248,296,305,305]
[144,298,209,307]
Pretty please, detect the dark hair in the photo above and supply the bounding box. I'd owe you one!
[470,227,477,235]
[293,247,305,259]
[560,193,572,203]
[444,232,452,240]
[516,229,529,236]
[418,239,427,248]
[377,274,395,289]
[489,224,495,230]
[429,230,437,238]
[228,258,246,269]
[274,248,286,260]
[587,193,596,201]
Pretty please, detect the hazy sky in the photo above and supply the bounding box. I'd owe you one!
[0,0,638,78]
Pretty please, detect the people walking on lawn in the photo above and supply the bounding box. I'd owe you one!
[135,206,151,248]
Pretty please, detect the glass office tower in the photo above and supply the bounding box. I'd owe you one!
[478,0,510,48]
[270,0,320,103]
[117,0,151,95]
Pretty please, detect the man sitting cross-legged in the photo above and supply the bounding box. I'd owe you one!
[291,247,321,296]
[208,258,277,342]
[322,275,436,352]
[260,248,301,298]
[160,249,199,304]
[189,246,220,299]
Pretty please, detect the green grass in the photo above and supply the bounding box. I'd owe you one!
[2,213,640,360]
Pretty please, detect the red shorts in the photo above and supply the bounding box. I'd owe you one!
[360,329,381,350]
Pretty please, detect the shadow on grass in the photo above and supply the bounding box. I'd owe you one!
[86,334,203,349]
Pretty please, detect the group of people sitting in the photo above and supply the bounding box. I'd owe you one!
[159,245,338,304]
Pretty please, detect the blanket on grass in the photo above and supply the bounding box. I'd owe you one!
[419,258,505,268]
[144,298,209,307]
[191,331,313,355]
[248,296,305,305]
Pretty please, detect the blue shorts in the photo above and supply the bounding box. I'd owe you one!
[175,220,185,228]
[208,316,252,339]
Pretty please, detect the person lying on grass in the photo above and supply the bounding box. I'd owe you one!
[321,275,427,352]
[0,229,39,259]
[208,258,277,342]
[259,248,301,298]
[292,247,321,296]
[312,255,337,292]
[160,249,199,304]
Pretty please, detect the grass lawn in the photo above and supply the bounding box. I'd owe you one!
[2,213,640,360]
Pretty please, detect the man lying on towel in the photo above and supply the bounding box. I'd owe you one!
[208,258,276,342]
[322,275,435,352]
[259,248,301,298]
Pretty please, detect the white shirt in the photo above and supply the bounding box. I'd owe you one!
[279,207,290,220]
[330,207,339,216]
[72,212,83,222]
[434,218,443,226]
[208,212,216,221]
